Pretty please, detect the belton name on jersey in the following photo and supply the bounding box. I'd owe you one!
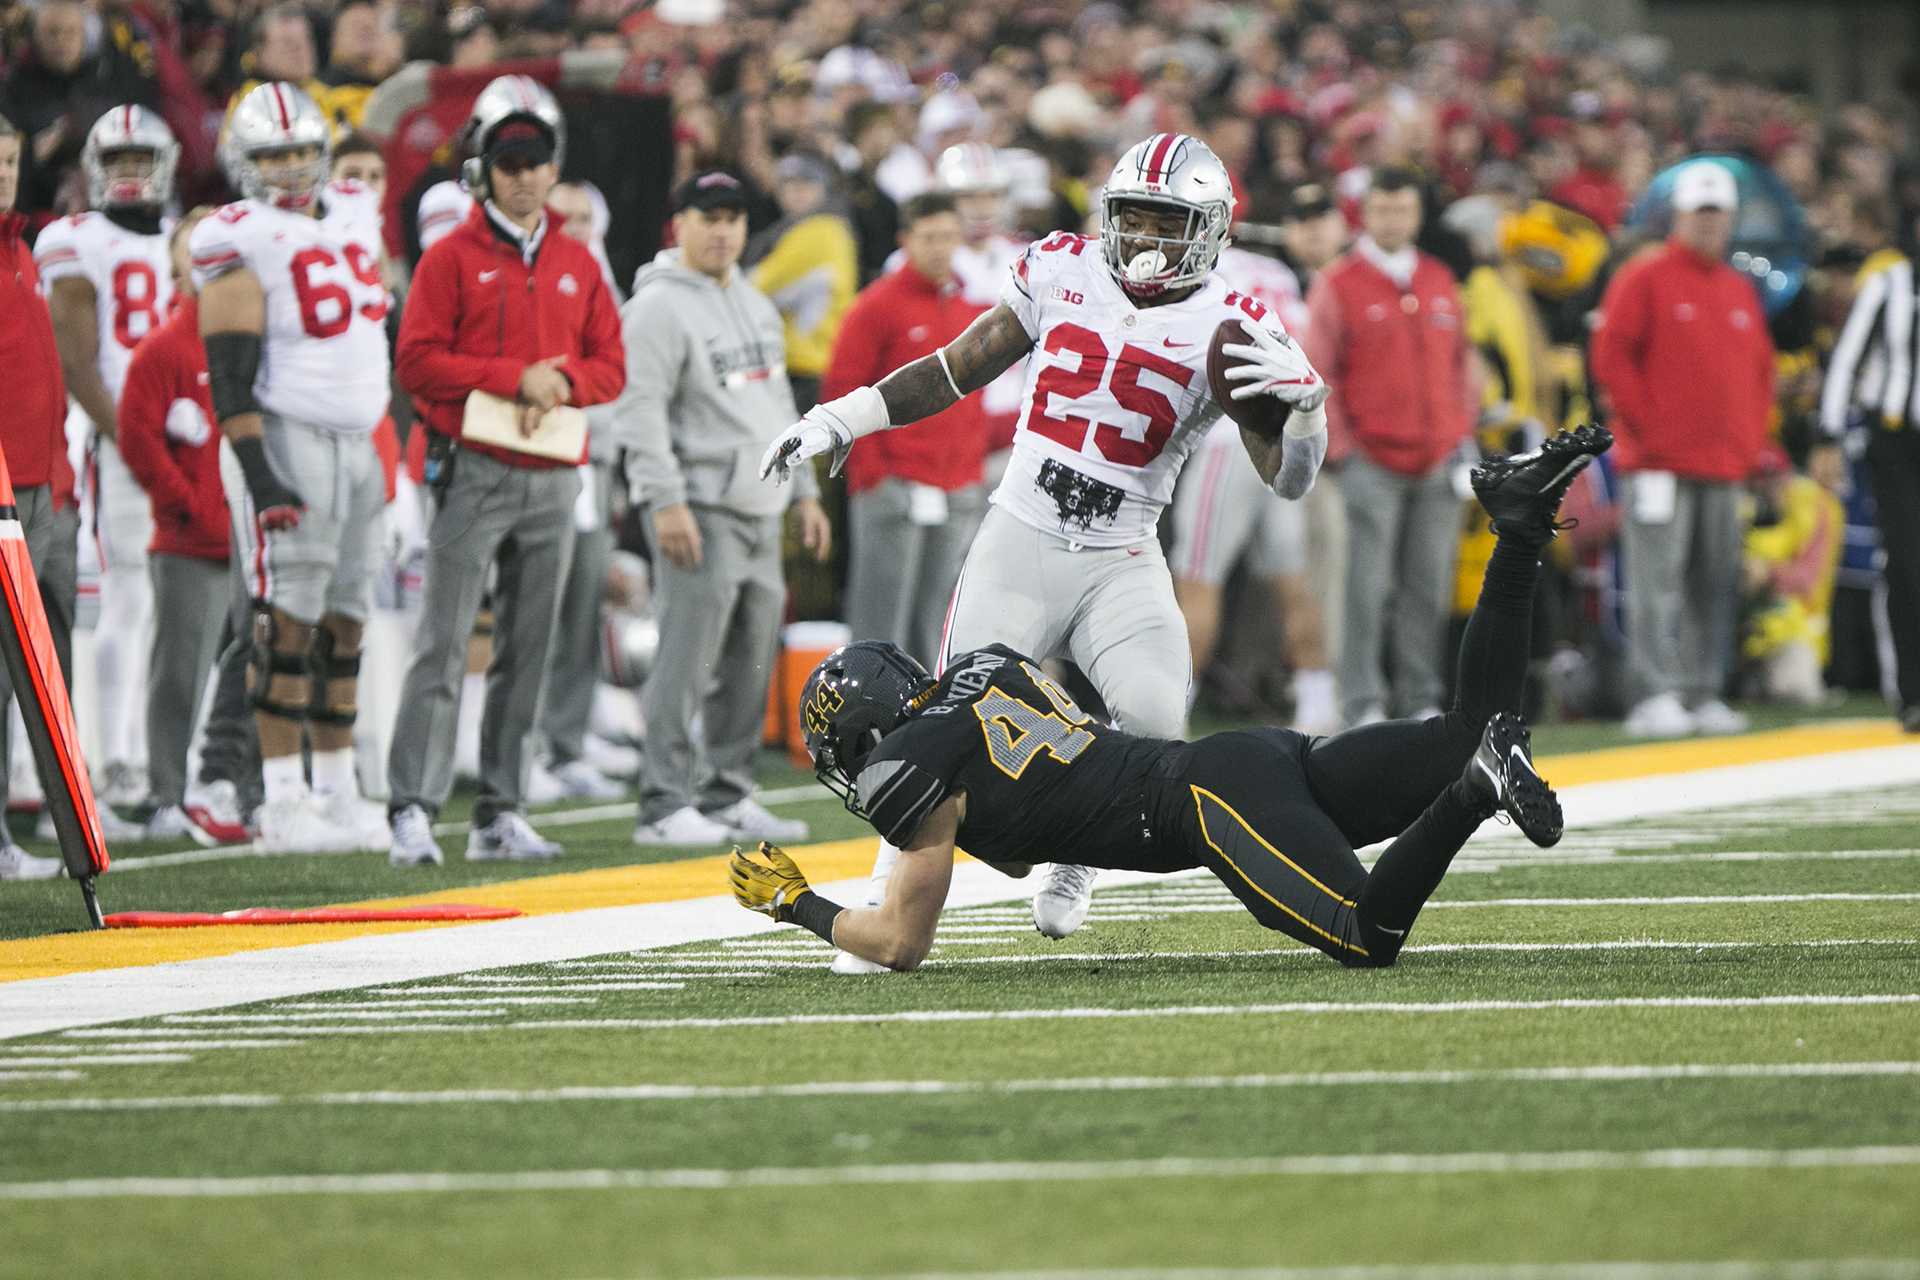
[33,211,174,414]
[189,178,391,435]
[994,229,1297,546]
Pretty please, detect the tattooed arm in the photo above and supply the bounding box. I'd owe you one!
[759,305,1035,482]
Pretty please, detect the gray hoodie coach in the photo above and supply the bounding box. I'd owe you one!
[615,247,819,517]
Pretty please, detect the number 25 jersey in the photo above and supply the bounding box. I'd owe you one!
[853,644,1188,872]
[995,232,1295,547]
[188,180,391,435]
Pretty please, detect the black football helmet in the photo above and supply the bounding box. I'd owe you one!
[799,641,937,814]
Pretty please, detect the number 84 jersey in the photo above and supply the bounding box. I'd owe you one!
[853,644,1183,871]
[996,231,1290,547]
[32,211,174,417]
[188,179,391,435]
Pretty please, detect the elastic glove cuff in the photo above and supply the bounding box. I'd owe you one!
[1283,403,1327,439]
[814,384,892,443]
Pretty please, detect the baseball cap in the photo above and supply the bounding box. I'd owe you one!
[486,118,554,168]
[673,170,749,214]
[1672,161,1738,212]
[1283,182,1335,221]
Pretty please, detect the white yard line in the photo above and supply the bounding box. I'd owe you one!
[4,1146,1918,1200]
[4,1061,1914,1114]
[0,1070,83,1082]
[8,741,1920,1040]
[682,1262,1920,1280]
[0,1054,193,1066]
[0,1039,300,1052]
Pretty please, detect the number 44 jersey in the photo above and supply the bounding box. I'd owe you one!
[996,231,1295,546]
[853,644,1192,872]
[188,179,390,435]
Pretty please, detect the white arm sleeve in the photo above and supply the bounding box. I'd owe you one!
[1271,404,1327,501]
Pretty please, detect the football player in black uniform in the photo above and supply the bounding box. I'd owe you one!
[732,426,1612,971]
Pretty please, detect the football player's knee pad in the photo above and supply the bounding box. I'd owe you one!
[248,605,312,721]
[307,621,362,728]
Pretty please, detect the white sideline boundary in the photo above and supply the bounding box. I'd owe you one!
[3,1145,1919,1200]
[5,741,1920,1041]
[693,1264,1920,1280]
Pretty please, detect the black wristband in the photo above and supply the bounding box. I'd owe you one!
[787,890,844,944]
[230,436,283,499]
[204,331,262,423]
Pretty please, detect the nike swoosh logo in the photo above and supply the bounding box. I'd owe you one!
[1162,338,1193,348]
[478,269,500,283]
[1375,925,1407,937]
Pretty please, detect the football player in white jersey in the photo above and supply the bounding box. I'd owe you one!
[763,133,1332,958]
[35,105,178,810]
[191,82,393,853]
[934,142,1027,482]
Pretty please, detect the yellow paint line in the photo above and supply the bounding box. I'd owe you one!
[2,718,1907,985]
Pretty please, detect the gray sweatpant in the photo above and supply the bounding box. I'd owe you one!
[1339,451,1462,721]
[1619,473,1744,705]
[639,506,785,824]
[0,486,77,842]
[388,451,578,827]
[196,561,262,814]
[846,479,985,668]
[145,553,227,807]
[539,461,613,766]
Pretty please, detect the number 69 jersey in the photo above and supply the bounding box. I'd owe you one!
[853,644,1189,872]
[996,231,1291,547]
[188,179,391,435]
[32,211,174,417]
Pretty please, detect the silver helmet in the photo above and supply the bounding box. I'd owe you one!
[224,82,331,211]
[936,142,1009,241]
[460,74,566,198]
[82,105,179,210]
[1098,133,1234,295]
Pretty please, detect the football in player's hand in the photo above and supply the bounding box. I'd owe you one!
[1208,318,1293,440]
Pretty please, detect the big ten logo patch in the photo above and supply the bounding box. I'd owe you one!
[1051,285,1085,305]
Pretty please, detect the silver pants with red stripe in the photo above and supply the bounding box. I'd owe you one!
[938,505,1190,739]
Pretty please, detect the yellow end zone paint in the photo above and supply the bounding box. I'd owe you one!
[0,719,1905,984]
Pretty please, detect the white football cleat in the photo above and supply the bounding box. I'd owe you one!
[1033,862,1098,939]
[387,804,443,867]
[709,797,808,843]
[467,811,562,862]
[829,950,891,975]
[183,780,252,846]
[582,733,641,780]
[546,758,624,800]
[1690,699,1750,736]
[142,805,198,842]
[632,805,734,847]
[0,841,62,880]
[1625,692,1694,739]
[256,791,356,854]
[314,789,393,853]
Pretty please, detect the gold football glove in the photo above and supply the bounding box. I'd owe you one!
[729,842,812,921]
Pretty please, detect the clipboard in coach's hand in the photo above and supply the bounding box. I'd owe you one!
[461,390,588,461]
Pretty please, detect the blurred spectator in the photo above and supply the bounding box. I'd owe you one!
[842,101,900,283]
[227,5,324,119]
[330,130,385,190]
[620,172,830,849]
[1817,252,1920,731]
[1551,96,1630,231]
[0,0,156,215]
[828,191,988,667]
[115,207,227,841]
[1306,166,1478,725]
[749,150,857,411]
[1741,447,1844,706]
[0,113,78,878]
[318,0,403,130]
[1592,160,1775,738]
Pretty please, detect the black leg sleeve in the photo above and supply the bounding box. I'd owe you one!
[1868,430,1920,714]
[1352,778,1486,965]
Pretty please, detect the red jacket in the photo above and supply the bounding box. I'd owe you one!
[822,263,989,494]
[1,213,76,508]
[1590,241,1775,482]
[116,295,228,563]
[395,204,626,469]
[1306,248,1477,477]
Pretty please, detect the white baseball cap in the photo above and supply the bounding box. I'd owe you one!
[1672,161,1738,212]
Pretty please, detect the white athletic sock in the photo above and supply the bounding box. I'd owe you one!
[261,754,307,803]
[96,563,154,768]
[1292,668,1336,725]
[863,840,901,907]
[309,748,355,797]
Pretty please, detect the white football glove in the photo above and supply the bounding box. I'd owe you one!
[759,385,893,484]
[1221,323,1331,413]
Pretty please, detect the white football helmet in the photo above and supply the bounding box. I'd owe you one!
[1099,133,1234,296]
[224,82,331,211]
[934,142,1008,195]
[460,74,566,198]
[82,105,179,210]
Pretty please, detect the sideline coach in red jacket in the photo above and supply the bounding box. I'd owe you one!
[0,114,78,877]
[824,192,990,665]
[1592,159,1773,739]
[1306,166,1478,726]
[385,79,625,867]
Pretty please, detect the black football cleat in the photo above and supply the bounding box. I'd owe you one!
[1470,423,1613,540]
[1465,712,1564,848]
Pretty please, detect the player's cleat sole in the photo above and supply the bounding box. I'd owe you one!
[1470,423,1613,539]
[1467,711,1564,848]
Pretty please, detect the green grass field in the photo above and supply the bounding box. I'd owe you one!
[2,760,1918,1279]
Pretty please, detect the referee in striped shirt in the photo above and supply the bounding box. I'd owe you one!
[1817,248,1920,732]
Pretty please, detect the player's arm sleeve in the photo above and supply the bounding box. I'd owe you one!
[114,343,193,513]
[998,242,1042,339]
[855,756,955,850]
[611,290,690,509]
[394,244,524,404]
[556,268,627,408]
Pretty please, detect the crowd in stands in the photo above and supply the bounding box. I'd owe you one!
[1,0,1916,870]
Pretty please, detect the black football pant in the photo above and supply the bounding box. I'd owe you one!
[1867,428,1920,718]
[1179,531,1544,966]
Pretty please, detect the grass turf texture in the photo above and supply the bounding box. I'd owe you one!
[2,778,1918,1278]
